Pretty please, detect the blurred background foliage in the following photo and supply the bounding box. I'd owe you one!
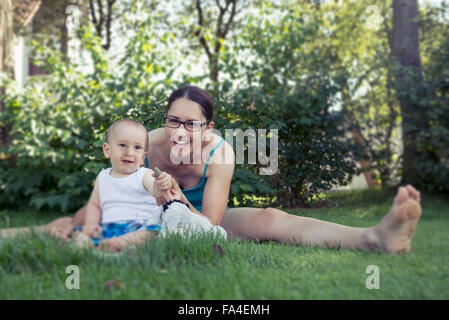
[0,0,448,212]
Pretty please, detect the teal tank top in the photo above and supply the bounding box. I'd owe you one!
[145,138,225,213]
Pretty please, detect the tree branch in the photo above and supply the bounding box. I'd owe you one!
[89,0,97,26]
[215,0,224,12]
[215,1,226,38]
[97,0,104,38]
[221,0,237,40]
[104,0,115,50]
[195,0,212,60]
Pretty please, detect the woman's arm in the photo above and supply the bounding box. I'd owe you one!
[167,141,234,225]
[200,159,234,225]
[199,141,235,225]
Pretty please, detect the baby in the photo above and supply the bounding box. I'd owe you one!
[74,118,226,253]
[73,118,176,252]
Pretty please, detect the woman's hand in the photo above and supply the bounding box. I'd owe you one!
[155,176,182,206]
[169,177,183,201]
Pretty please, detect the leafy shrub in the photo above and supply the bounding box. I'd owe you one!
[414,22,449,194]
[0,4,362,212]
[0,23,171,212]
[215,6,358,207]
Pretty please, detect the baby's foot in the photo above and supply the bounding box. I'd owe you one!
[71,231,94,249]
[98,237,128,253]
[374,185,422,254]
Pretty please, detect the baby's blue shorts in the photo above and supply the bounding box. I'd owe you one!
[73,220,161,246]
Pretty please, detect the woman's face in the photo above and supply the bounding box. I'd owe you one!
[164,97,214,161]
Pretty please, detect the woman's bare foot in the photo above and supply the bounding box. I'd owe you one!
[372,185,422,254]
[46,217,75,241]
[0,217,74,241]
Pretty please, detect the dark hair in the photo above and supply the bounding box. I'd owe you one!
[166,86,214,122]
[106,118,149,152]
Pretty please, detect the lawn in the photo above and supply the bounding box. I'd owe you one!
[0,189,448,300]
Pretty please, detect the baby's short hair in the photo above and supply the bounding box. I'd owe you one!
[105,118,149,152]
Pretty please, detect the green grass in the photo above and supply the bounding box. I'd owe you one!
[1,188,448,299]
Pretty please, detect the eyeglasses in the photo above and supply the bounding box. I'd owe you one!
[164,117,209,132]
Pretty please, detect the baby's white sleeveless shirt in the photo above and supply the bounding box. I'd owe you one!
[97,167,161,224]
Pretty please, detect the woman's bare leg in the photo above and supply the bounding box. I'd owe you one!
[0,205,87,240]
[221,185,422,253]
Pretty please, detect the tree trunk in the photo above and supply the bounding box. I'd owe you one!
[390,0,426,185]
[342,84,379,188]
[88,0,115,50]
[210,56,219,83]
[195,0,237,84]
[0,0,14,150]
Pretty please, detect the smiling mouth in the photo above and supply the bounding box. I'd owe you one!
[122,160,134,164]
[173,140,190,145]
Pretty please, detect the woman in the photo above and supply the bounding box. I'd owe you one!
[1,86,422,253]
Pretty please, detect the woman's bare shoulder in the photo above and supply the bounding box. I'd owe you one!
[148,128,165,146]
[209,134,235,167]
[220,137,234,154]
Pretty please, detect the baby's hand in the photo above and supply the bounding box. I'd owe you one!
[153,171,172,192]
[82,224,102,238]
[152,168,174,204]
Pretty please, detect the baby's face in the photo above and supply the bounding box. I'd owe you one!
[103,123,148,176]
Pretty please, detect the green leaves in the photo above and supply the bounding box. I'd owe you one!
[215,1,358,207]
[0,22,171,213]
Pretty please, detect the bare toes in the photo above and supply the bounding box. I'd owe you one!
[407,199,422,220]
[378,194,423,254]
[107,243,117,252]
[413,188,421,203]
[395,187,409,206]
[405,185,419,202]
[102,240,119,253]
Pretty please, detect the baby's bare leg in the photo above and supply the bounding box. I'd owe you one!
[98,230,158,252]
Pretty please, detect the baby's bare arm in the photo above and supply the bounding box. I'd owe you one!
[83,177,102,236]
[142,169,173,203]
[142,169,156,195]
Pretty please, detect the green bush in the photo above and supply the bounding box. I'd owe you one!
[0,5,361,212]
[215,6,358,207]
[0,24,170,212]
[415,27,449,194]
